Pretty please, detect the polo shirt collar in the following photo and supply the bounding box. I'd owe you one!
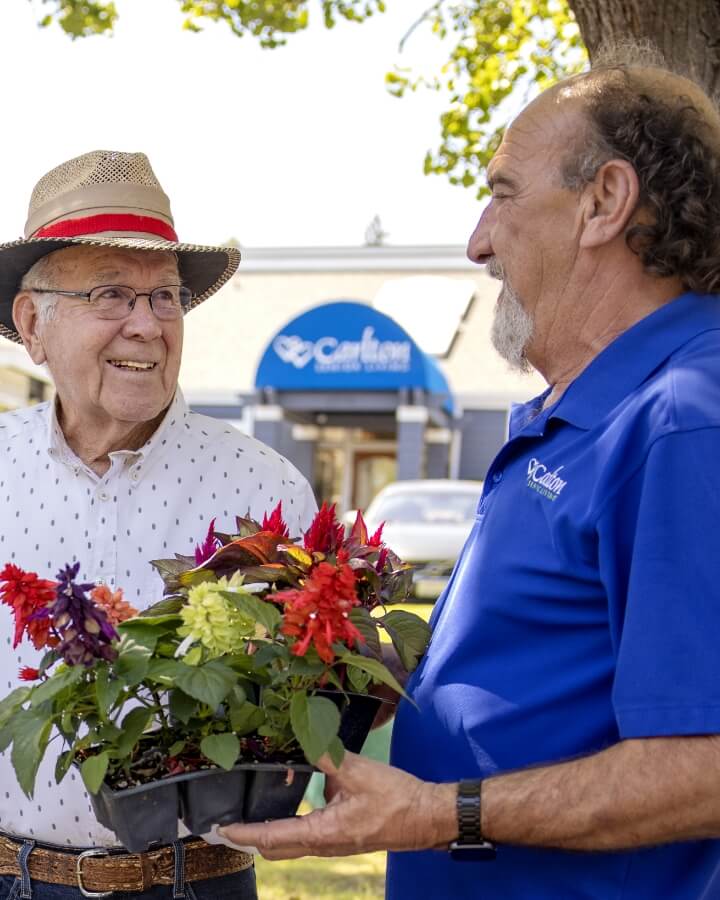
[549,292,720,430]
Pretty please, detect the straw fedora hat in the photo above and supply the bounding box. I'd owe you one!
[0,150,241,344]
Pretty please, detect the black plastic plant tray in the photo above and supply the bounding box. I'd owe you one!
[241,762,315,823]
[179,767,248,835]
[90,775,182,852]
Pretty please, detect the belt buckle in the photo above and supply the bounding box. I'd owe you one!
[76,848,113,898]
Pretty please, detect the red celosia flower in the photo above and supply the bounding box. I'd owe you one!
[18,666,40,682]
[368,523,384,547]
[275,559,365,663]
[375,546,389,573]
[194,518,219,565]
[262,502,290,538]
[303,502,344,555]
[0,564,58,649]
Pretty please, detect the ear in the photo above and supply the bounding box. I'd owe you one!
[12,292,48,365]
[578,159,640,249]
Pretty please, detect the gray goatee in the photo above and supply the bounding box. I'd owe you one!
[486,258,533,373]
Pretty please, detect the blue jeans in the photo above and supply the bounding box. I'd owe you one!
[0,839,257,899]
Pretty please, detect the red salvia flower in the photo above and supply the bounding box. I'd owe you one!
[0,564,58,649]
[303,502,344,555]
[275,559,365,664]
[261,501,290,538]
[194,518,219,565]
[18,666,40,682]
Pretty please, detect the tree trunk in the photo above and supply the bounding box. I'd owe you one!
[568,0,720,103]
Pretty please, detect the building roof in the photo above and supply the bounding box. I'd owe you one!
[179,244,546,410]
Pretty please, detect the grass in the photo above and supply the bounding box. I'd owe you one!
[255,852,386,900]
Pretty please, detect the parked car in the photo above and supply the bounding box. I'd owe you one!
[361,479,483,602]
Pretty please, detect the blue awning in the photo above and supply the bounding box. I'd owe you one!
[255,300,454,413]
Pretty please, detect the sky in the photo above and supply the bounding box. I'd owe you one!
[0,0,486,249]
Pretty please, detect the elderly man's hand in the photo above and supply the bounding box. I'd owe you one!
[218,752,458,859]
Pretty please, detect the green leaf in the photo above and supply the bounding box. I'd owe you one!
[115,707,153,757]
[339,653,407,698]
[10,706,53,797]
[146,658,184,684]
[0,686,31,729]
[289,693,340,765]
[168,740,186,757]
[327,734,345,768]
[80,751,110,795]
[114,632,155,686]
[175,660,237,708]
[139,593,185,616]
[30,666,83,708]
[55,748,75,784]
[169,689,197,725]
[347,665,372,693]
[378,610,432,672]
[348,607,382,660]
[120,615,182,634]
[95,667,124,717]
[116,621,163,648]
[220,590,282,635]
[228,700,266,735]
[200,733,240,771]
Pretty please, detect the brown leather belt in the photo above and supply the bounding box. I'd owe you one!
[0,833,253,897]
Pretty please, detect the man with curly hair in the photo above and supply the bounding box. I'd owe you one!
[222,52,720,900]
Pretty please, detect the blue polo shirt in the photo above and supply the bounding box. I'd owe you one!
[388,292,720,899]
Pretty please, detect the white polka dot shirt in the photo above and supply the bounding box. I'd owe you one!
[0,389,317,847]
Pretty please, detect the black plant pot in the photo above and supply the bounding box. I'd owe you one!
[241,762,314,823]
[316,690,391,753]
[180,767,247,835]
[90,775,182,852]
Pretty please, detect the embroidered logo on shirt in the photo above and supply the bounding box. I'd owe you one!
[527,458,567,501]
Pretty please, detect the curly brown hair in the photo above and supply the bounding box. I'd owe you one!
[561,65,720,294]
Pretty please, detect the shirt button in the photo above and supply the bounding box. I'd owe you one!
[492,471,503,484]
[98,491,109,501]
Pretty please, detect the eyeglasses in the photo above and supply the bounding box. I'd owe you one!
[29,284,193,320]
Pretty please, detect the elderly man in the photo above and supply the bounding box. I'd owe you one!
[0,151,316,899]
[220,56,720,899]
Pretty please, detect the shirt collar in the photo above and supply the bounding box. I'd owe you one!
[45,388,189,476]
[549,292,720,431]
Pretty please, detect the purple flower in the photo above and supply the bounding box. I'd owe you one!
[194,518,219,565]
[51,563,119,666]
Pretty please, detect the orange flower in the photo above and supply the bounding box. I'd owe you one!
[90,585,138,625]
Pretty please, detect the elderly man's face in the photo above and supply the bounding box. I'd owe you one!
[466,93,586,370]
[17,246,183,431]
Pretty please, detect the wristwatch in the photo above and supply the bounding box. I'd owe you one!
[449,780,497,861]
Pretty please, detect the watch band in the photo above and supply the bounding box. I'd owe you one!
[449,779,496,861]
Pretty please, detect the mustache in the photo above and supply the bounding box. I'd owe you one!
[485,257,504,280]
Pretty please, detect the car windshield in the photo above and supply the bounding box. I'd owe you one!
[369,490,479,525]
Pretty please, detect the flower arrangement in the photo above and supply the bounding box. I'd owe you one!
[0,502,430,814]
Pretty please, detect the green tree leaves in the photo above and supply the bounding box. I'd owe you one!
[38,0,117,38]
[388,0,585,196]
